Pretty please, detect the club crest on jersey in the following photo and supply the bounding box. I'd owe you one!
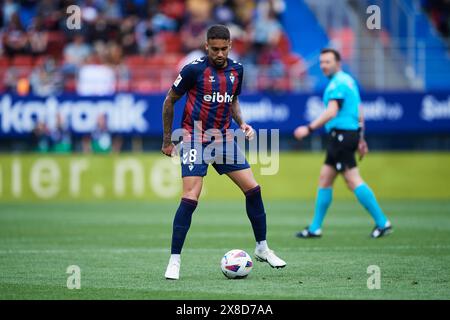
[229,74,235,83]
[209,76,215,82]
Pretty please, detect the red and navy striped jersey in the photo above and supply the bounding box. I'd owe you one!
[171,56,243,137]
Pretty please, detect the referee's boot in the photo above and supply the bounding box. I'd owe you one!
[296,226,322,239]
[371,221,393,239]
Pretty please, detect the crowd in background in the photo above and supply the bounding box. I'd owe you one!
[421,0,450,38]
[3,0,449,153]
[0,0,300,153]
[0,0,305,99]
[31,112,124,153]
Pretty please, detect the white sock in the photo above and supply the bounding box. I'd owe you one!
[256,240,268,252]
[169,254,181,264]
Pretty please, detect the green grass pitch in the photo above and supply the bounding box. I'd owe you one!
[1,200,449,299]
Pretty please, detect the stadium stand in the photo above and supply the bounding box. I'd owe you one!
[0,0,309,95]
[0,0,448,95]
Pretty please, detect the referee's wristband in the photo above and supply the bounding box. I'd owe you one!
[307,125,314,133]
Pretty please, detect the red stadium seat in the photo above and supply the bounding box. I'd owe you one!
[147,53,182,67]
[125,55,147,66]
[145,55,164,67]
[159,32,182,54]
[328,27,355,60]
[0,56,10,67]
[159,0,185,20]
[46,31,66,59]
[231,38,250,57]
[11,55,34,67]
[277,32,292,53]
[16,66,33,78]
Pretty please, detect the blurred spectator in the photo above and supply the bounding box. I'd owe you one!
[135,16,157,55]
[232,0,255,28]
[83,113,122,153]
[89,14,111,43]
[50,113,72,153]
[29,57,63,96]
[0,0,303,95]
[252,1,283,48]
[4,67,30,95]
[101,0,123,22]
[255,0,286,21]
[63,34,92,72]
[123,0,149,18]
[36,0,61,30]
[77,54,116,96]
[4,67,18,93]
[2,12,29,56]
[212,0,235,25]
[152,11,178,32]
[81,0,100,25]
[2,0,19,26]
[27,16,48,56]
[180,0,213,52]
[422,0,450,37]
[119,15,139,55]
[16,0,38,30]
[32,121,51,153]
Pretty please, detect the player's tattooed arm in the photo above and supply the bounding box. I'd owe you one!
[231,96,244,126]
[231,96,255,140]
[161,88,182,156]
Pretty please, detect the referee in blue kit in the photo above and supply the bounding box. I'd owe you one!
[293,48,392,239]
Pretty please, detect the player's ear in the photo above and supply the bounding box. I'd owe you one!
[229,40,232,50]
[205,42,209,52]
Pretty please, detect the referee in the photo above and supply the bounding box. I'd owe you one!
[293,48,392,239]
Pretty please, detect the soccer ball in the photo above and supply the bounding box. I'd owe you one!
[221,249,253,279]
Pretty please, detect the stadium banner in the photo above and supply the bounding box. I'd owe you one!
[0,91,450,137]
[0,153,448,202]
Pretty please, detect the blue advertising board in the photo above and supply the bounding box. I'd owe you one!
[0,92,449,137]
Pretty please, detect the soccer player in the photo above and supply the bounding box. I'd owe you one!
[161,25,286,280]
[293,48,393,239]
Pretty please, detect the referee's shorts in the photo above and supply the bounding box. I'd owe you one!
[324,129,360,172]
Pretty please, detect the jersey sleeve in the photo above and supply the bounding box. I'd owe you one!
[171,64,196,95]
[327,81,346,101]
[235,65,244,96]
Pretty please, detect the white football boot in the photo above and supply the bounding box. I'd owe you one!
[164,257,181,280]
[254,248,286,269]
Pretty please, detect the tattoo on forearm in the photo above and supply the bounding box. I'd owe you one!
[231,97,244,126]
[162,89,181,145]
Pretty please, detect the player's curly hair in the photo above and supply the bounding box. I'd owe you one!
[207,25,230,41]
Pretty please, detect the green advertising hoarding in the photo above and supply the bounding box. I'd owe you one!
[0,152,449,202]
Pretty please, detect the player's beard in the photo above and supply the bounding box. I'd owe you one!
[213,57,226,68]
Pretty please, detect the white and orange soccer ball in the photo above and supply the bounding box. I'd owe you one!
[220,249,253,279]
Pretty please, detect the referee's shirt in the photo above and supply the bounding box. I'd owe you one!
[323,71,361,133]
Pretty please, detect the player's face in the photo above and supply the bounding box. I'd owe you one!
[320,52,340,77]
[206,39,231,68]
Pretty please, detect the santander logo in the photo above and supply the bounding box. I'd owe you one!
[203,92,234,103]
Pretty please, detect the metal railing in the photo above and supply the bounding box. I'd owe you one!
[303,0,427,90]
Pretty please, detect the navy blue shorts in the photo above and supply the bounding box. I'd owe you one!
[179,140,250,177]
